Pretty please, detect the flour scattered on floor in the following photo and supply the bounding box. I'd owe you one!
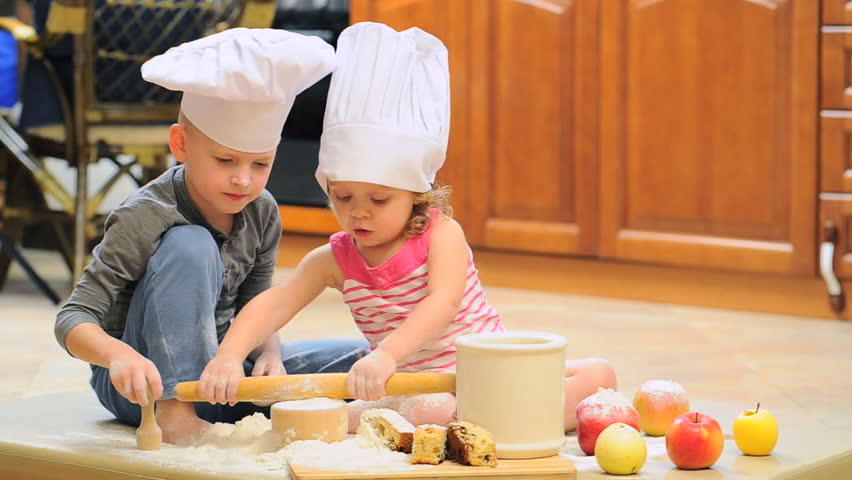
[37,412,424,478]
[560,430,669,476]
[277,419,424,472]
[193,412,285,454]
[646,440,668,459]
[559,433,598,472]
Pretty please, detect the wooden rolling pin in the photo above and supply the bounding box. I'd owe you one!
[175,372,456,404]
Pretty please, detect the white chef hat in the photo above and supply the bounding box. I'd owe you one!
[316,22,450,194]
[142,27,335,153]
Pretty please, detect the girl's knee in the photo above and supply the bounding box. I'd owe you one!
[567,358,617,391]
[562,359,617,432]
[589,358,617,390]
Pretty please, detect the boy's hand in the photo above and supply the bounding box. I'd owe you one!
[198,355,245,406]
[346,349,397,401]
[250,351,286,377]
[249,351,287,406]
[108,350,163,407]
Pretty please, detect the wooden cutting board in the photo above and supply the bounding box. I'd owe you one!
[288,455,576,480]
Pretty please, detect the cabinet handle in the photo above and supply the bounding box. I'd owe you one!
[819,221,845,314]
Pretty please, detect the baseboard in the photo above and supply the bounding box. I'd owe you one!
[279,205,339,236]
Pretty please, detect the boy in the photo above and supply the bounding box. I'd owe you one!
[54,28,368,446]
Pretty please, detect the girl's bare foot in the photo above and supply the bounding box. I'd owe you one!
[155,398,211,446]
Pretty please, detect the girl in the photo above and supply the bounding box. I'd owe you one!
[198,22,615,432]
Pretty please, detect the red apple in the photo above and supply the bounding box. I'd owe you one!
[633,380,689,436]
[666,412,724,470]
[576,387,640,455]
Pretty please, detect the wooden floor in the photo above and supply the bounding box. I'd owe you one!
[277,233,847,321]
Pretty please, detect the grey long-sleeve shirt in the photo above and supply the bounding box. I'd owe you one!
[54,165,282,354]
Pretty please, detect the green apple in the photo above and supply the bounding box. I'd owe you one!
[733,403,778,456]
[595,422,647,475]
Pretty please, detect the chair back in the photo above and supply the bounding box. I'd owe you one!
[45,0,276,124]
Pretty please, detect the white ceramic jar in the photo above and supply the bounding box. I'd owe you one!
[455,331,567,459]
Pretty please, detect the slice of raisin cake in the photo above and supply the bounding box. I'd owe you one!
[360,408,415,453]
[411,424,448,465]
[446,421,498,467]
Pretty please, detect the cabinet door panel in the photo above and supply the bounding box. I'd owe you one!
[821,112,852,193]
[821,29,852,110]
[599,0,817,274]
[823,0,852,25]
[468,0,599,255]
[350,0,476,238]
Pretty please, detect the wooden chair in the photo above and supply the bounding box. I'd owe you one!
[0,0,276,286]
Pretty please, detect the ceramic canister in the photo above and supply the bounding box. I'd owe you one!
[455,331,567,459]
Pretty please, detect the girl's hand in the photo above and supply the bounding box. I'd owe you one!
[346,348,397,401]
[198,354,245,406]
[108,350,163,406]
[249,352,287,406]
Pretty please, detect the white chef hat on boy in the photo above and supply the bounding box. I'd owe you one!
[142,28,335,153]
[316,22,450,194]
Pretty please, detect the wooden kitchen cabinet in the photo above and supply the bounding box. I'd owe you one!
[823,0,852,26]
[349,0,477,240]
[350,0,819,275]
[598,0,818,274]
[821,111,852,193]
[351,0,599,256]
[819,194,852,279]
[818,193,852,313]
[820,3,852,293]
[821,27,852,110]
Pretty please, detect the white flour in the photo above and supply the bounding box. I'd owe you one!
[637,380,688,401]
[362,408,416,433]
[561,432,669,475]
[38,410,429,477]
[195,412,284,452]
[577,387,635,417]
[582,387,632,407]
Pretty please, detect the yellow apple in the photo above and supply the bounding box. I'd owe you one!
[595,422,647,475]
[733,403,778,456]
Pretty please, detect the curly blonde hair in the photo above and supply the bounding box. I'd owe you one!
[405,184,453,237]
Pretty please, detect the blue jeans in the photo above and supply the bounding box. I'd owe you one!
[90,225,368,426]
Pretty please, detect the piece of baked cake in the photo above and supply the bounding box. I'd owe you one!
[411,424,448,465]
[360,408,415,453]
[446,421,498,467]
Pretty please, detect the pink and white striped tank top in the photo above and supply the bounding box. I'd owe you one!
[329,221,505,372]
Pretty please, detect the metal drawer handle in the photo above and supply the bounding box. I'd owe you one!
[819,221,845,314]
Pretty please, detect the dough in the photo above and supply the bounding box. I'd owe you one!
[271,397,348,443]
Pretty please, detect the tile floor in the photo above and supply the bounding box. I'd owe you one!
[1,246,850,478]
